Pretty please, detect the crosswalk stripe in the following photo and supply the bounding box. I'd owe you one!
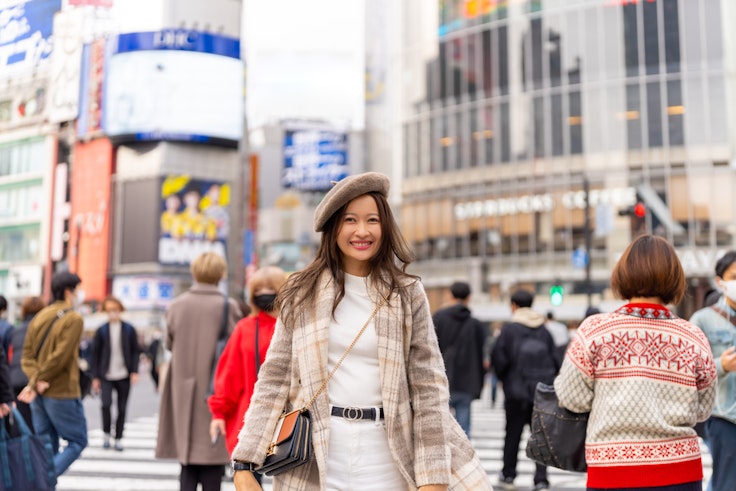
[56,395,711,491]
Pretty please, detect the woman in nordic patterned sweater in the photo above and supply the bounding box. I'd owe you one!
[555,235,717,491]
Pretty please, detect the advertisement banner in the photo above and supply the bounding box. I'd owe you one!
[70,138,113,302]
[0,0,62,75]
[158,175,230,265]
[103,30,243,144]
[48,9,84,123]
[112,276,175,310]
[282,128,349,191]
[77,38,105,137]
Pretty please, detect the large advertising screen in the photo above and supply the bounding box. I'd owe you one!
[0,0,61,76]
[158,175,230,265]
[103,30,243,145]
[282,127,349,191]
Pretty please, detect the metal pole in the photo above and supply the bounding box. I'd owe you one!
[584,176,592,308]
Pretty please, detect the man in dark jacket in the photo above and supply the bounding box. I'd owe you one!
[90,296,140,451]
[492,289,560,491]
[433,281,488,437]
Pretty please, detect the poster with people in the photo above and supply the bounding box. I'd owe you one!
[158,175,230,265]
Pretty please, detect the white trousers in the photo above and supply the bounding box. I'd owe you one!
[325,414,407,491]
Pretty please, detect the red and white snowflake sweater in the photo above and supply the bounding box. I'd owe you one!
[554,303,717,489]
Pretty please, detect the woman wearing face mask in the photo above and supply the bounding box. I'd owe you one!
[208,266,287,483]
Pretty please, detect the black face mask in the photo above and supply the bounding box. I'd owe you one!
[253,293,277,312]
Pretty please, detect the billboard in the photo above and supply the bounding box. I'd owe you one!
[282,128,349,191]
[103,30,243,145]
[70,138,113,302]
[77,38,105,137]
[112,276,175,310]
[159,175,230,265]
[0,0,62,75]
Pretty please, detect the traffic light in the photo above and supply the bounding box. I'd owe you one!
[550,284,564,306]
[618,201,646,218]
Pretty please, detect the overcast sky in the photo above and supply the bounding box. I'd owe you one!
[243,0,365,131]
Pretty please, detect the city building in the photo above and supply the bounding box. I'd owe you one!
[1,0,246,331]
[379,0,736,320]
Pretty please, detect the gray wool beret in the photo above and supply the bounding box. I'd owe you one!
[314,172,390,232]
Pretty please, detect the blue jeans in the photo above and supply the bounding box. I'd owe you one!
[32,396,88,476]
[450,391,474,437]
[706,416,736,491]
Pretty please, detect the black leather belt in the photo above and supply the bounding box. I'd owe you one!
[331,406,384,421]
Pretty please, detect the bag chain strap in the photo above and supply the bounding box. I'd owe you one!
[302,295,387,412]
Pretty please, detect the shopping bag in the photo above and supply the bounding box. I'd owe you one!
[0,407,57,491]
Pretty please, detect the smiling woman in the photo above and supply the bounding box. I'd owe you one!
[230,172,493,491]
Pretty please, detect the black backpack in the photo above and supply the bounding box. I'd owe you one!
[515,329,557,402]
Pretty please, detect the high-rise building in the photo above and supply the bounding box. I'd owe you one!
[374,0,736,319]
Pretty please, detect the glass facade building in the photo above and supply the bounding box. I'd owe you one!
[395,0,736,319]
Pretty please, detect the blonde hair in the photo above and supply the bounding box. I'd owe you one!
[191,252,227,285]
[249,266,288,312]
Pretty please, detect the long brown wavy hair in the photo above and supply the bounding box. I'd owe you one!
[277,191,417,325]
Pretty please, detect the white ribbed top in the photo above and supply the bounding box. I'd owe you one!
[106,321,129,381]
[327,273,382,407]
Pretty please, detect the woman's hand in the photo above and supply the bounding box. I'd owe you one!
[209,418,226,444]
[233,469,262,490]
[92,378,101,394]
[418,486,449,491]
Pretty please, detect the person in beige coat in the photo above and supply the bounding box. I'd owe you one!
[155,252,242,491]
[230,172,492,491]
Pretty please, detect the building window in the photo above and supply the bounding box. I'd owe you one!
[623,3,639,77]
[499,25,509,95]
[626,83,642,149]
[667,79,684,146]
[569,90,583,154]
[663,0,681,73]
[642,0,659,75]
[0,139,46,176]
[551,93,563,156]
[500,102,511,162]
[533,96,545,158]
[647,81,663,147]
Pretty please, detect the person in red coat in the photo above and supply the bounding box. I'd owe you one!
[208,266,287,474]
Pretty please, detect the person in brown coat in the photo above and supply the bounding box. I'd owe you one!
[155,252,242,491]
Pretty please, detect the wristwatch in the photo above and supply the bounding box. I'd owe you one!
[231,461,257,472]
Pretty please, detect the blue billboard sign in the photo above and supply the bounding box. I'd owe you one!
[111,30,240,59]
[282,129,349,192]
[0,0,62,73]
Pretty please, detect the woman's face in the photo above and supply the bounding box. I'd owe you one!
[336,194,382,277]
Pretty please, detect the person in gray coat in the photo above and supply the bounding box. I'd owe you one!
[155,252,241,491]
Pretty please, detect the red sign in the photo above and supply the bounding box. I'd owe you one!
[70,139,114,302]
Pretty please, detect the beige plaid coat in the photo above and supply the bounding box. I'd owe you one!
[232,272,492,490]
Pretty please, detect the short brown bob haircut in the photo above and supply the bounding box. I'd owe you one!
[21,296,46,319]
[101,295,125,312]
[191,252,227,285]
[610,235,686,305]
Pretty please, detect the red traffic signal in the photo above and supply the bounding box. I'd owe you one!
[633,202,646,218]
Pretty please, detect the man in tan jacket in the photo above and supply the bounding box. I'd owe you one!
[20,271,88,477]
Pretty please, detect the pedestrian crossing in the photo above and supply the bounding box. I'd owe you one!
[56,398,712,491]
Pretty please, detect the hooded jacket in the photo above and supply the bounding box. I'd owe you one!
[491,307,560,402]
[433,303,488,398]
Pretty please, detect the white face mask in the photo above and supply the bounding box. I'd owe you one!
[720,280,736,303]
[74,289,86,308]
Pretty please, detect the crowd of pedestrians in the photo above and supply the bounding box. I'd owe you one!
[0,173,732,491]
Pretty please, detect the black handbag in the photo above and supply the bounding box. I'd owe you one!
[206,296,230,398]
[256,297,386,477]
[0,407,57,490]
[525,382,588,473]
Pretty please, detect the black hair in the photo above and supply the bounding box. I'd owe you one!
[450,281,471,300]
[51,271,81,302]
[715,251,736,278]
[511,289,534,308]
[0,295,6,312]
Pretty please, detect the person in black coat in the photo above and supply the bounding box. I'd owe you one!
[0,344,13,418]
[90,296,140,451]
[8,296,46,429]
[433,281,488,438]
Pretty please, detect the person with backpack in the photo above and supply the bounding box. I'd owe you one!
[433,281,488,437]
[492,288,559,491]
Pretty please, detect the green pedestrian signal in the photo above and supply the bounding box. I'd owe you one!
[550,285,564,306]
